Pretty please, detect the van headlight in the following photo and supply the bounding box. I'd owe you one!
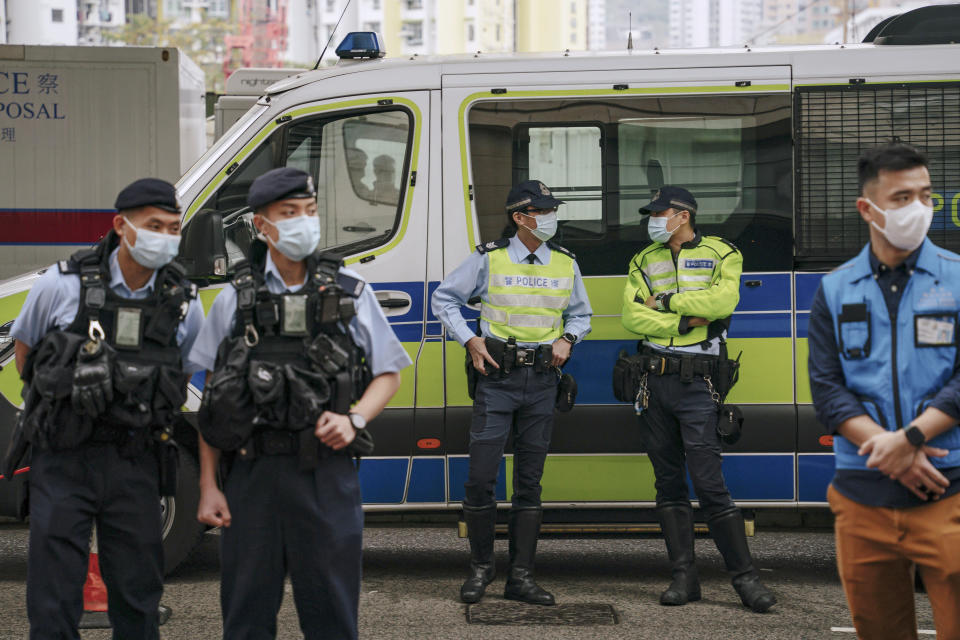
[0,320,14,362]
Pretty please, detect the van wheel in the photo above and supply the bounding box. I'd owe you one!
[160,449,204,575]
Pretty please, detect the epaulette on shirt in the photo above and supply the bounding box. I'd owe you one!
[336,272,365,298]
[476,238,510,254]
[546,240,576,260]
[717,237,739,253]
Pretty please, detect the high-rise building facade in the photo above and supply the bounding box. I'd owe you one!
[669,0,760,48]
[5,0,79,45]
[78,0,126,44]
[516,0,587,52]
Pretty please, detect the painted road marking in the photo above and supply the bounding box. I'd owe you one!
[831,628,935,635]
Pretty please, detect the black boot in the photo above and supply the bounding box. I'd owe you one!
[657,502,701,606]
[503,507,555,606]
[460,503,497,604]
[707,508,777,613]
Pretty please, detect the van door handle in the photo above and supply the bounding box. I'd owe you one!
[374,290,412,313]
[744,280,762,288]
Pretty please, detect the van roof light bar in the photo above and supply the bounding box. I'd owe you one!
[335,32,386,60]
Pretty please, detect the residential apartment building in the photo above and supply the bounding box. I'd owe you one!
[4,0,79,45]
[668,0,761,48]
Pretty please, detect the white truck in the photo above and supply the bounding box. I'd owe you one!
[0,44,206,280]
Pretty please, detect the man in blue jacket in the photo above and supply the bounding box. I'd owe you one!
[809,143,960,638]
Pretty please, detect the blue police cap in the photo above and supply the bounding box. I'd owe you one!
[248,167,317,210]
[505,180,565,212]
[638,186,698,216]
[114,178,180,213]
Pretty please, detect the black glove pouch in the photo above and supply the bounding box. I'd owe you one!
[22,331,92,451]
[717,404,744,445]
[106,361,157,431]
[285,365,332,431]
[555,373,577,412]
[198,337,256,451]
[612,349,644,403]
[32,363,93,450]
[248,360,287,428]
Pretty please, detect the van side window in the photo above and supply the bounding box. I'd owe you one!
[202,107,412,271]
[468,95,792,275]
[518,125,603,237]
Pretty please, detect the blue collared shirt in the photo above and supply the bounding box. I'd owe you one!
[188,251,412,377]
[431,234,593,347]
[808,242,960,508]
[11,248,205,373]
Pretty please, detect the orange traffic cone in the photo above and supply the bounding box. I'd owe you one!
[78,526,110,629]
[76,524,173,629]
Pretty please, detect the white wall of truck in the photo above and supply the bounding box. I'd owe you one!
[0,45,206,279]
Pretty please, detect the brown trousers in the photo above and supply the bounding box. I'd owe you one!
[828,484,960,640]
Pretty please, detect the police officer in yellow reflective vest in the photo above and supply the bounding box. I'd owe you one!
[621,186,776,613]
[432,180,592,605]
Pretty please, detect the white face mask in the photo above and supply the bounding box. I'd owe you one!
[866,197,933,252]
[648,211,681,244]
[262,214,321,261]
[519,210,558,242]
[122,221,181,269]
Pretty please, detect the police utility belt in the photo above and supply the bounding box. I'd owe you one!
[484,336,553,373]
[198,244,374,469]
[612,343,744,445]
[465,336,578,412]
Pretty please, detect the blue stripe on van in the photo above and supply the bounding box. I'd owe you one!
[449,456,506,502]
[358,458,409,503]
[798,454,834,502]
[407,458,446,503]
[737,274,790,311]
[370,281,424,323]
[391,323,424,342]
[693,454,794,501]
[729,313,791,339]
[795,273,826,311]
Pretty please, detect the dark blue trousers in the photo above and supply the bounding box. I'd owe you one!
[27,445,163,640]
[640,372,735,519]
[465,366,557,508]
[220,452,363,640]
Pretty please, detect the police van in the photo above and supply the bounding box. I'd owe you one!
[1,5,959,571]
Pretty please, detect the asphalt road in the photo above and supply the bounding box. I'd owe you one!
[0,518,938,639]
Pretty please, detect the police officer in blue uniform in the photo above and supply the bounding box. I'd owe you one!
[9,178,204,639]
[190,167,411,640]
[432,180,592,605]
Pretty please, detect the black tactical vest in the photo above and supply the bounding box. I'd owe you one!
[21,231,195,451]
[226,240,369,435]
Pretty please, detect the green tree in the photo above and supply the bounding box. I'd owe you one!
[105,15,238,93]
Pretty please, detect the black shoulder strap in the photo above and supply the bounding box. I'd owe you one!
[546,240,576,260]
[231,258,259,345]
[475,238,510,254]
[73,240,112,340]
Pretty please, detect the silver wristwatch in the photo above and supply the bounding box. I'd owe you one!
[348,413,367,431]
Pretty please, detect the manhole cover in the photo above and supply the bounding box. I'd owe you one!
[466,602,617,626]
